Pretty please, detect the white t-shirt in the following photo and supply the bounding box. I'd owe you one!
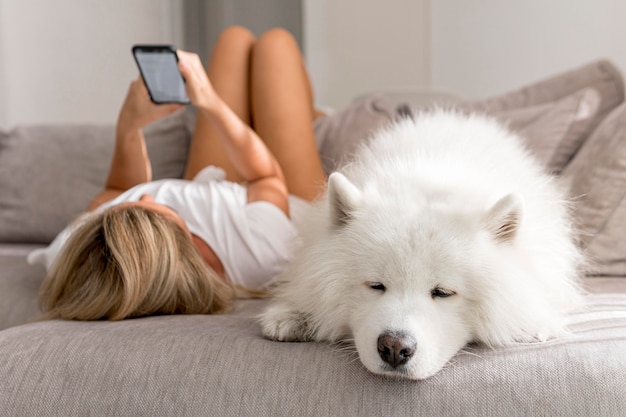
[28,166,311,289]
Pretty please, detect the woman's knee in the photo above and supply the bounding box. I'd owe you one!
[254,28,301,58]
[212,25,256,56]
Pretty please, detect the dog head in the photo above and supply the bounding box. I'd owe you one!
[326,172,525,380]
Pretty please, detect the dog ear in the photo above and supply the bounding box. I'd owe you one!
[328,172,362,227]
[483,194,523,243]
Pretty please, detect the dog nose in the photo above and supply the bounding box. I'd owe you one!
[377,331,417,368]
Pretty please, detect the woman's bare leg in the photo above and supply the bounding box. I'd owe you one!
[250,29,326,202]
[183,26,255,181]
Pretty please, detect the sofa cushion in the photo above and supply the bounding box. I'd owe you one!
[0,109,192,244]
[489,88,600,173]
[586,197,626,277]
[0,292,624,416]
[462,59,624,122]
[314,95,399,174]
[562,103,626,275]
[460,59,624,173]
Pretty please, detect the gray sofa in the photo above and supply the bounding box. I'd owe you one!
[2,60,626,416]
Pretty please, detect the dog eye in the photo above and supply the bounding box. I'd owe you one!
[367,282,386,292]
[431,286,456,299]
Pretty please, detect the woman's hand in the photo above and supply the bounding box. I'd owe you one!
[117,77,184,134]
[176,50,220,111]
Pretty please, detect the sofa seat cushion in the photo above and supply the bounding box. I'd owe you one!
[1,286,625,417]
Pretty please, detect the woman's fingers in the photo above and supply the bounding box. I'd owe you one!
[118,76,184,131]
[177,50,216,109]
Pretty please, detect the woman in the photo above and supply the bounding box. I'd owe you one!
[36,27,326,321]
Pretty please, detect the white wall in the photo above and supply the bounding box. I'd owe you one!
[305,0,626,106]
[0,0,183,128]
[3,1,625,127]
[303,0,431,110]
[0,0,432,126]
[432,0,626,99]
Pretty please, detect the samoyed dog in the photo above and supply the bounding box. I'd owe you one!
[260,110,584,380]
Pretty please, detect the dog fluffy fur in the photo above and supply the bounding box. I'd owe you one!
[260,110,584,380]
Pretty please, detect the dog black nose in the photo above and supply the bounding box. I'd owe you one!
[377,331,416,368]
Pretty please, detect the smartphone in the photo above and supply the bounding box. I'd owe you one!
[132,45,190,104]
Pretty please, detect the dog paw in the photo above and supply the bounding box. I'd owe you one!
[512,322,568,344]
[260,304,311,342]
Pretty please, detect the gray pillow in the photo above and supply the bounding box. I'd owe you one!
[460,59,624,122]
[459,59,625,172]
[490,88,601,174]
[0,108,192,244]
[313,96,399,174]
[561,102,626,275]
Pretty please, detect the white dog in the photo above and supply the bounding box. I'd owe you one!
[260,110,584,380]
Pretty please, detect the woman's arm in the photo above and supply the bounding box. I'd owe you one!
[87,79,183,211]
[177,51,289,215]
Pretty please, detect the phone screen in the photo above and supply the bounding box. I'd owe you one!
[133,46,190,104]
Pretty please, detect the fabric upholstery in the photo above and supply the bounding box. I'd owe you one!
[0,109,192,244]
[0,124,113,243]
[0,291,625,417]
[562,103,626,275]
[313,96,399,174]
[489,88,600,173]
[586,199,626,277]
[0,247,45,331]
[460,59,624,172]
[461,59,624,121]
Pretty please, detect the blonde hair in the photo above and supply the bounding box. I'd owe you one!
[38,206,236,320]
